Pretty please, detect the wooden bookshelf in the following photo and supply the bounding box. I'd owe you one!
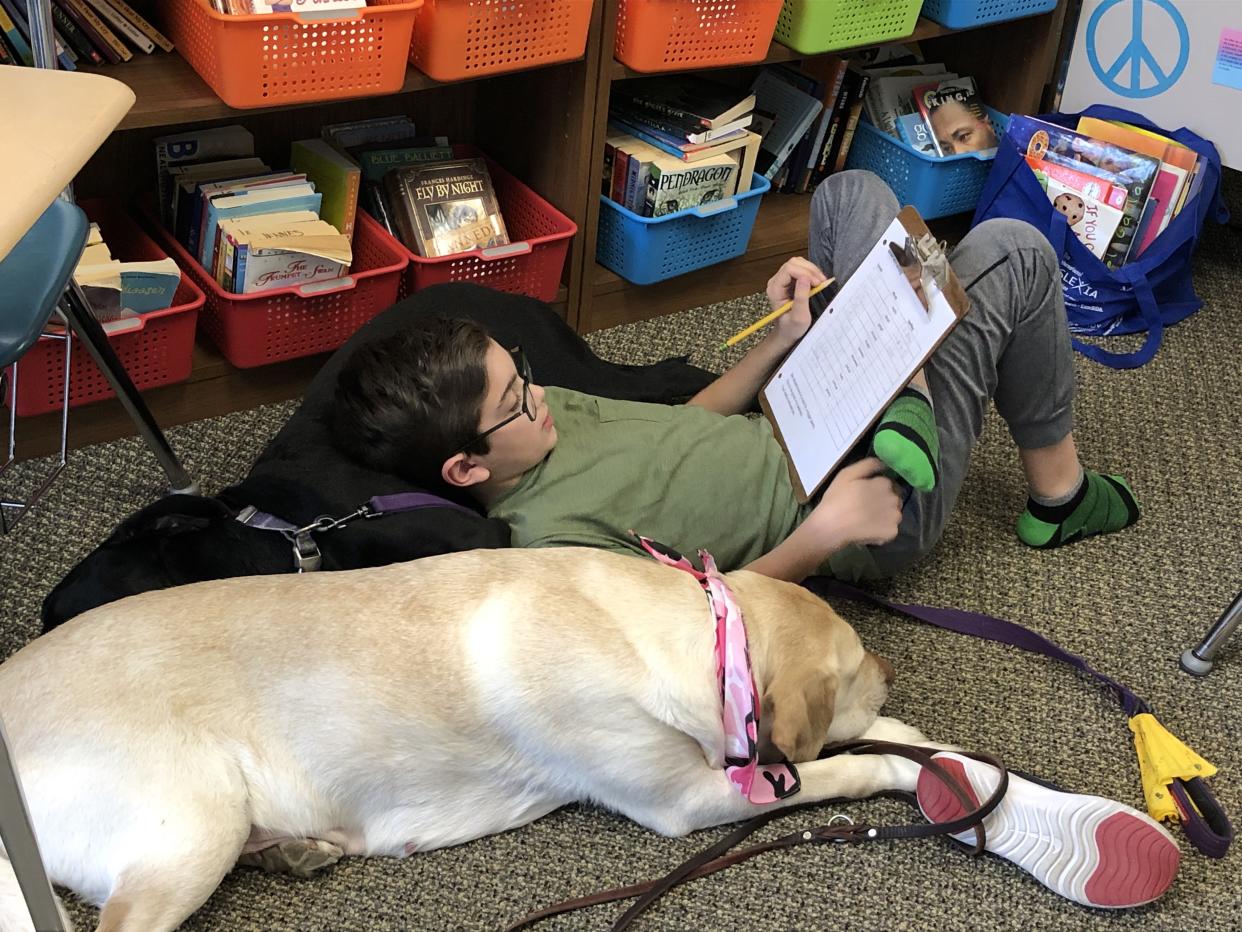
[9,0,1071,457]
[571,1,1070,332]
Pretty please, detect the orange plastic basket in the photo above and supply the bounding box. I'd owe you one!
[614,0,783,72]
[409,0,593,81]
[393,145,577,303]
[148,211,408,369]
[163,0,424,109]
[6,201,204,418]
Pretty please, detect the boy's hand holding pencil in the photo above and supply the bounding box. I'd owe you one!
[724,257,833,349]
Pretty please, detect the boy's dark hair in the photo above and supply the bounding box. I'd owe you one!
[331,316,493,486]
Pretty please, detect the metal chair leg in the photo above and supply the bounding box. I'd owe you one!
[60,283,198,496]
[0,716,67,932]
[1,328,70,534]
[1181,592,1242,676]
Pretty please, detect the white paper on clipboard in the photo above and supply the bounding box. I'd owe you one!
[759,213,965,502]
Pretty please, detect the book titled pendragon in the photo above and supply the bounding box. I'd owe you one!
[384,157,509,258]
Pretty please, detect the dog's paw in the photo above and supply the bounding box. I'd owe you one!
[237,839,345,878]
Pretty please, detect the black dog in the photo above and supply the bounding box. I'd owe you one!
[42,283,714,630]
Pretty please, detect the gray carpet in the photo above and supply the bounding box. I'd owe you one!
[2,177,1240,930]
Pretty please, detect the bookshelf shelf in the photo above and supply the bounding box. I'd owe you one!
[609,17,964,82]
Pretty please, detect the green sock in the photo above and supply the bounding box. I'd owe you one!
[1016,469,1140,549]
[872,387,939,492]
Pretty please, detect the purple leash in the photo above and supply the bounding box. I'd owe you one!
[807,577,1233,860]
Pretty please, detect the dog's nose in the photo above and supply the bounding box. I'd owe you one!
[872,652,896,686]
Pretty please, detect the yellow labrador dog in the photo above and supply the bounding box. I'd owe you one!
[0,547,931,931]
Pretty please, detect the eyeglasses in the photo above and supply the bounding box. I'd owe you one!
[450,347,535,456]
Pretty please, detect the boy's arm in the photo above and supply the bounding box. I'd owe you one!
[687,257,827,416]
[743,458,903,582]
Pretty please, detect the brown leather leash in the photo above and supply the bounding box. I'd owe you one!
[505,740,1009,932]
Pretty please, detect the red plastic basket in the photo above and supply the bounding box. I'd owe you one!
[149,211,408,369]
[5,201,204,419]
[162,0,424,109]
[409,0,592,81]
[614,0,783,72]
[396,146,576,303]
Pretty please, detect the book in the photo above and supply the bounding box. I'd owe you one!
[353,142,455,184]
[170,157,269,242]
[1027,160,1126,262]
[795,54,849,193]
[60,0,130,63]
[102,0,173,51]
[218,214,348,293]
[384,158,509,258]
[613,76,756,130]
[0,3,33,65]
[47,0,104,64]
[864,69,953,138]
[199,179,319,270]
[751,68,823,181]
[912,76,997,156]
[896,113,936,155]
[759,208,968,501]
[83,0,154,53]
[1005,115,1159,268]
[290,138,361,241]
[1076,116,1195,244]
[827,64,870,178]
[186,170,299,257]
[154,125,255,226]
[643,150,738,217]
[322,116,418,152]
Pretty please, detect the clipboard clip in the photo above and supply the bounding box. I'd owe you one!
[890,233,951,314]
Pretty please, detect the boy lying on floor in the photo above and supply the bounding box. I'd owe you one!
[330,170,1139,582]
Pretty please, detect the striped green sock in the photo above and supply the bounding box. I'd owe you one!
[1016,470,1140,549]
[872,386,939,492]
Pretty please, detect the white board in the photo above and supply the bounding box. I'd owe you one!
[1062,0,1241,170]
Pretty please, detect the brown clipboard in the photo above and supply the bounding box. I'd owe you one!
[758,205,971,504]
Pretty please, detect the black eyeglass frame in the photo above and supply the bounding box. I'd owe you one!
[449,347,535,457]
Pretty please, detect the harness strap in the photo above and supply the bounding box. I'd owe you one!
[234,492,479,573]
[505,742,1008,932]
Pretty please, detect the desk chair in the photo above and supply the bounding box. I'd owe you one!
[1,64,198,931]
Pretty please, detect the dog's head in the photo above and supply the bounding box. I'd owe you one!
[731,574,894,764]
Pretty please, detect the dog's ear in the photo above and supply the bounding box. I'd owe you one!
[758,671,837,765]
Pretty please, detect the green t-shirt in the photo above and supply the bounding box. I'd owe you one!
[487,387,875,578]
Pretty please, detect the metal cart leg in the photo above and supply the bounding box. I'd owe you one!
[1180,592,1242,676]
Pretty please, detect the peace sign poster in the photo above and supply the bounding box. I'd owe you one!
[1062,0,1241,169]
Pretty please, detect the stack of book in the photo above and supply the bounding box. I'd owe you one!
[73,222,181,323]
[328,115,510,259]
[0,0,171,69]
[605,76,761,217]
[750,59,870,194]
[859,49,998,159]
[154,125,354,295]
[1008,115,1202,268]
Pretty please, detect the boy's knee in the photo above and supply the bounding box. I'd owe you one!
[812,169,898,220]
[970,218,1059,273]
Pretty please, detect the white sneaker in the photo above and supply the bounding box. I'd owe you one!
[917,751,1180,908]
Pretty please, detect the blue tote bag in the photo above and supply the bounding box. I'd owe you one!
[972,104,1229,368]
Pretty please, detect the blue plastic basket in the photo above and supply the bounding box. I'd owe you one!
[596,174,771,285]
[920,0,1056,28]
[845,109,1007,219]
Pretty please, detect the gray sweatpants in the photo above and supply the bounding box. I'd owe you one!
[809,170,1076,579]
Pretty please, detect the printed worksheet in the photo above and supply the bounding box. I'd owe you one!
[761,215,961,500]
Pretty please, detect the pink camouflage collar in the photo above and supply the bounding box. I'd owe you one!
[636,535,801,805]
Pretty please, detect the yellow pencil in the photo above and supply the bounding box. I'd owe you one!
[721,279,834,349]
